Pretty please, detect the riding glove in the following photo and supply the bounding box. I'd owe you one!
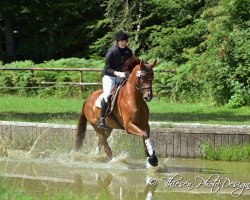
[114,71,126,78]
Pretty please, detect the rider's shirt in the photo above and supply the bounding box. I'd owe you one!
[102,44,133,77]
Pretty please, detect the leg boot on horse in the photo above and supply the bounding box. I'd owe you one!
[97,99,108,130]
[144,138,158,167]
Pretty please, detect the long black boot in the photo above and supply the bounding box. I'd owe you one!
[97,99,108,130]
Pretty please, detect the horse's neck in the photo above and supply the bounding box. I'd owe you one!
[123,71,143,101]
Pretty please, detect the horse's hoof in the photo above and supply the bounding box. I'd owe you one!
[147,155,158,167]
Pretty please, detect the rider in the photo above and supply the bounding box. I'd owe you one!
[97,30,133,130]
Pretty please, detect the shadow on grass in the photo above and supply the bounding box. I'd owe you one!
[0,112,80,123]
[157,166,224,175]
[150,112,250,123]
[0,112,249,124]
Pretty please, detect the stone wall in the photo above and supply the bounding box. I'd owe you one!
[0,121,249,157]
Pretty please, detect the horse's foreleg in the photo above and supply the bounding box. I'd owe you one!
[125,122,153,154]
[125,122,158,167]
[143,138,158,167]
[143,137,154,156]
[125,122,148,137]
[143,137,158,167]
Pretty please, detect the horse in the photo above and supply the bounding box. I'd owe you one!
[75,57,158,167]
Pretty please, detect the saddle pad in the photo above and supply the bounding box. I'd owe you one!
[95,84,123,111]
[95,93,104,108]
[95,79,126,110]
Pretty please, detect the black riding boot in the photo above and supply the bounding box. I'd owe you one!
[98,99,108,130]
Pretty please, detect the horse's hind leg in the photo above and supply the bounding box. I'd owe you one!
[93,126,113,159]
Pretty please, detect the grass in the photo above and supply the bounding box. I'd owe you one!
[200,142,250,162]
[0,95,249,125]
[148,98,250,125]
[0,95,81,124]
[0,180,33,200]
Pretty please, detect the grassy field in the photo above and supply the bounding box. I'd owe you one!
[0,95,249,125]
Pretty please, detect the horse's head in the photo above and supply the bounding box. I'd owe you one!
[138,59,157,102]
[125,59,156,102]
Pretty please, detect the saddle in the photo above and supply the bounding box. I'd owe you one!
[95,79,126,114]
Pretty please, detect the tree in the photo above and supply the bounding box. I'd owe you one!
[0,0,106,62]
[167,0,250,106]
[90,0,152,56]
[0,0,23,61]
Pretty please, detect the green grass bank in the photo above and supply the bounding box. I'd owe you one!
[1,95,249,162]
[0,95,249,125]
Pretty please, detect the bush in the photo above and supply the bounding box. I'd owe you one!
[0,58,103,98]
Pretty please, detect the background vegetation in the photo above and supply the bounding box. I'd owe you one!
[0,0,249,107]
[200,142,250,162]
[0,58,103,99]
[0,58,174,99]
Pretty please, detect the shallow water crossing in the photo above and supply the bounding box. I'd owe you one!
[0,150,249,200]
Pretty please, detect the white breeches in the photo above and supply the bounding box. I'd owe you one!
[102,75,123,102]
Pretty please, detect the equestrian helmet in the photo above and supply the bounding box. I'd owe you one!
[114,30,129,41]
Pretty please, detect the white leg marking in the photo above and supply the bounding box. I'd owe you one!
[145,138,154,156]
[146,191,153,200]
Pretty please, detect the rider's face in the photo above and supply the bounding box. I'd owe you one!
[117,39,128,49]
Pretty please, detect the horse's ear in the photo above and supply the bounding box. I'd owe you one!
[144,59,157,68]
[140,59,144,69]
[151,59,157,68]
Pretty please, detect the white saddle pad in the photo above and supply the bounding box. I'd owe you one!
[95,93,104,108]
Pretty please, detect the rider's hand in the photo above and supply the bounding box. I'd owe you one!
[114,71,126,78]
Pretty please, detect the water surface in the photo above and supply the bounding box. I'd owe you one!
[0,150,249,200]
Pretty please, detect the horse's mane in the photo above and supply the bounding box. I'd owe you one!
[122,57,141,73]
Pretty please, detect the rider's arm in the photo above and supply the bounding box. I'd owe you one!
[105,50,115,75]
[105,50,125,78]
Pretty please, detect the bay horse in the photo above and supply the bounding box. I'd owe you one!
[75,57,158,167]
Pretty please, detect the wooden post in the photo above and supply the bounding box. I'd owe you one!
[80,71,83,92]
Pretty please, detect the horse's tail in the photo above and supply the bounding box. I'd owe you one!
[75,103,87,151]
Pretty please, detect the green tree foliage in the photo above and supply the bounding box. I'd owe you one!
[171,0,250,107]
[206,0,250,107]
[0,0,249,106]
[90,0,148,56]
[0,0,105,62]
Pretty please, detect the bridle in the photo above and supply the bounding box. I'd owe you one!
[125,69,153,92]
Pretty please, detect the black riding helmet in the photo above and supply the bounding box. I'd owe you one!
[114,30,129,41]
